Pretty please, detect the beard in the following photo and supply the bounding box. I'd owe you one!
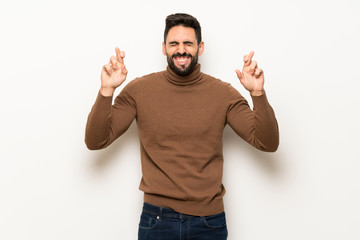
[166,51,199,76]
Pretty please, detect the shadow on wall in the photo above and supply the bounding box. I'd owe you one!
[222,125,284,179]
[89,122,140,170]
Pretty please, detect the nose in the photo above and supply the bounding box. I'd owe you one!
[177,44,186,54]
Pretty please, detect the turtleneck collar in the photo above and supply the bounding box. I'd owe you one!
[164,64,203,86]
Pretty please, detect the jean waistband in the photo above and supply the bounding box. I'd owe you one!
[142,202,196,219]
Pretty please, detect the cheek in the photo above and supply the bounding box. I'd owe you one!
[165,48,175,56]
[186,46,198,54]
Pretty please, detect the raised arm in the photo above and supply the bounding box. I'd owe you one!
[85,48,136,150]
[228,51,279,152]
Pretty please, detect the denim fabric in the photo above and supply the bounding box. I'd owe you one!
[138,203,228,240]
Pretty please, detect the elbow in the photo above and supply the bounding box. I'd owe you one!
[263,142,279,152]
[85,140,100,150]
[262,126,280,152]
[84,137,108,151]
[254,133,279,153]
[85,142,101,150]
[262,135,279,153]
[257,143,278,153]
[84,127,111,150]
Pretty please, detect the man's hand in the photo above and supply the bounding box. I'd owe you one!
[235,51,265,96]
[100,47,128,96]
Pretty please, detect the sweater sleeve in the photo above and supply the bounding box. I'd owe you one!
[85,80,137,150]
[226,85,279,152]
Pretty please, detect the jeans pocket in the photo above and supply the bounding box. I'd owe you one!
[138,211,159,230]
[200,212,227,229]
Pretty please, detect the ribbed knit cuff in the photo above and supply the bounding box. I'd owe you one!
[251,92,270,109]
[94,91,113,110]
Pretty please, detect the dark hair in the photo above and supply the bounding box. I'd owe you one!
[164,13,202,45]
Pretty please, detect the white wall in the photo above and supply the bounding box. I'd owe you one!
[1,0,359,239]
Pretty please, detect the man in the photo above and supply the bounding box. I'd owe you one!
[85,13,279,240]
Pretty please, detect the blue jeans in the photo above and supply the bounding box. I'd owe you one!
[138,203,228,240]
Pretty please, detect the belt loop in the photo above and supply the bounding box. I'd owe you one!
[158,206,163,221]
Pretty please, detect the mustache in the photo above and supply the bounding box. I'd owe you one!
[172,52,192,58]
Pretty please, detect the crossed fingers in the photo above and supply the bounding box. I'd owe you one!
[243,51,263,77]
[103,47,126,74]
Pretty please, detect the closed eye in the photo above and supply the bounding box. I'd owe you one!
[169,41,179,46]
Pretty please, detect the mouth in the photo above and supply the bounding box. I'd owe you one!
[173,55,191,67]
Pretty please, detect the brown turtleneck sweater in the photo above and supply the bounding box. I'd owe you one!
[85,64,279,216]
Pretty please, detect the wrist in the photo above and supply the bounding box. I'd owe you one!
[100,87,116,97]
[250,89,265,96]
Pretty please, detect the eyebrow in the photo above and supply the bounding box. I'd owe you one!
[168,41,194,45]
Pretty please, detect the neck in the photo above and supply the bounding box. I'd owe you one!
[164,64,203,86]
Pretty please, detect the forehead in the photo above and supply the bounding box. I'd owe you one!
[166,25,197,43]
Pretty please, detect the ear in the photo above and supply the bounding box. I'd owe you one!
[198,41,205,56]
[162,42,166,56]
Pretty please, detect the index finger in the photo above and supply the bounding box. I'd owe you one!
[243,51,255,67]
[115,47,124,63]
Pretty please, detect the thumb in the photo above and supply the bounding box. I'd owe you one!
[122,64,128,74]
[235,69,242,80]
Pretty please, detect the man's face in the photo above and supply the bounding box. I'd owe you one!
[162,26,204,76]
